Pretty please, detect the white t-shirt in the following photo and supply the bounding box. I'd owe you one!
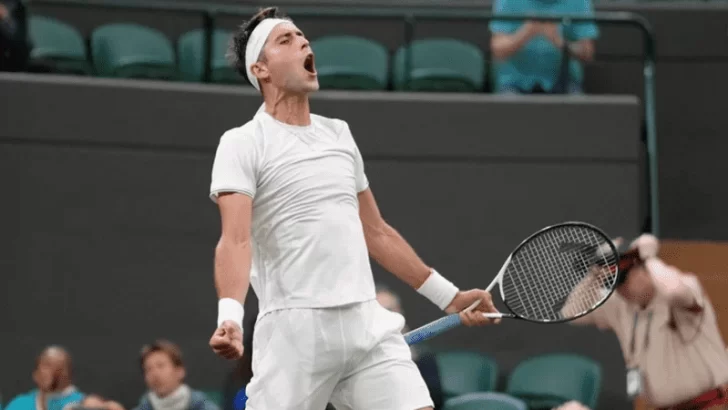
[209,110,376,317]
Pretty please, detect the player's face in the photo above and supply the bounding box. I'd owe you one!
[618,264,655,306]
[259,22,319,94]
[142,352,185,397]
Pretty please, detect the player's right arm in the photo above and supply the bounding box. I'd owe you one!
[208,129,260,360]
[210,193,252,359]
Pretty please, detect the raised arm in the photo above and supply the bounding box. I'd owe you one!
[647,258,703,312]
[560,269,609,326]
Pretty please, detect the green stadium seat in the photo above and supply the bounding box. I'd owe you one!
[310,35,389,90]
[443,392,528,410]
[28,16,90,75]
[91,23,176,80]
[178,29,241,84]
[393,38,485,92]
[434,351,499,401]
[506,353,602,409]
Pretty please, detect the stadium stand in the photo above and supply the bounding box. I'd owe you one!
[310,35,390,90]
[506,354,602,409]
[433,351,499,401]
[177,29,240,84]
[27,15,90,74]
[4,1,728,410]
[90,23,177,79]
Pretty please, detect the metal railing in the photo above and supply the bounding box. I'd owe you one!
[27,0,660,235]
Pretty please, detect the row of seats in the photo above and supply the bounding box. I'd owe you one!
[432,351,602,409]
[28,16,489,92]
[195,352,600,410]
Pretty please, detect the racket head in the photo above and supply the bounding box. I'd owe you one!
[498,221,621,324]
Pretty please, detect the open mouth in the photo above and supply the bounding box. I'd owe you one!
[303,53,316,74]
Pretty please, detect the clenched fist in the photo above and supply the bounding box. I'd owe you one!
[209,320,244,360]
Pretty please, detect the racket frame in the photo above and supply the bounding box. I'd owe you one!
[403,221,622,345]
[489,221,622,324]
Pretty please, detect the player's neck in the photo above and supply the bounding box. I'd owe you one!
[263,92,311,127]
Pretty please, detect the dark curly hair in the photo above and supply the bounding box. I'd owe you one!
[228,7,291,86]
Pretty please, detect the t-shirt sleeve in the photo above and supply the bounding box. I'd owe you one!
[209,129,259,203]
[341,121,369,193]
[489,0,522,34]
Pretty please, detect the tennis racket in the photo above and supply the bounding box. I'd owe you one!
[404,221,621,345]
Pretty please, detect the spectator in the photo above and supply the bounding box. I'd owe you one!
[563,234,728,410]
[489,0,598,94]
[133,341,219,410]
[375,283,444,409]
[0,0,29,72]
[5,346,84,410]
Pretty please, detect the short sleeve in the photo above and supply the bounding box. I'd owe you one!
[354,144,369,193]
[567,0,600,40]
[340,121,369,193]
[489,0,522,34]
[209,129,259,203]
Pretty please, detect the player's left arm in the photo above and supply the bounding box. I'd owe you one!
[357,188,499,325]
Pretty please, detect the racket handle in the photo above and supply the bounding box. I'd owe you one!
[404,313,462,346]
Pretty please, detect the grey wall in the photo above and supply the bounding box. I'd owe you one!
[0,73,641,409]
[24,0,728,240]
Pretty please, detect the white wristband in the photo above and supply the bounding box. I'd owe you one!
[217,298,244,329]
[416,269,459,310]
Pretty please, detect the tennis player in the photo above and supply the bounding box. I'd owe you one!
[206,7,499,410]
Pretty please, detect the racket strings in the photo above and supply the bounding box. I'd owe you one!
[501,225,619,322]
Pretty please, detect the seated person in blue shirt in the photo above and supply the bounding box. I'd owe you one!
[489,0,599,94]
[5,346,85,410]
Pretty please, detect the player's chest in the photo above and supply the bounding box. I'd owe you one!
[258,138,358,193]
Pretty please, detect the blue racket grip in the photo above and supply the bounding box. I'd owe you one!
[404,313,463,345]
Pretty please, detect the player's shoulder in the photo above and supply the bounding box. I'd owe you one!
[312,113,351,136]
[218,119,262,146]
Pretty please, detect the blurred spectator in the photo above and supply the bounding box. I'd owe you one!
[0,0,29,71]
[489,0,598,94]
[133,341,220,410]
[68,395,124,410]
[5,346,85,410]
[563,234,728,410]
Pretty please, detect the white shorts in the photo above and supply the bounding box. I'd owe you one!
[245,299,434,410]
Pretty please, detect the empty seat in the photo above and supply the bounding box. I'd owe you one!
[393,38,485,92]
[178,29,241,84]
[28,16,90,74]
[443,392,528,410]
[91,23,176,80]
[435,351,499,400]
[311,35,389,90]
[506,353,602,409]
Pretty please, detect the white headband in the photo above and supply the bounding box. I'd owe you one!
[245,18,288,91]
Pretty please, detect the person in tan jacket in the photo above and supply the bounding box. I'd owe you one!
[562,234,728,410]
